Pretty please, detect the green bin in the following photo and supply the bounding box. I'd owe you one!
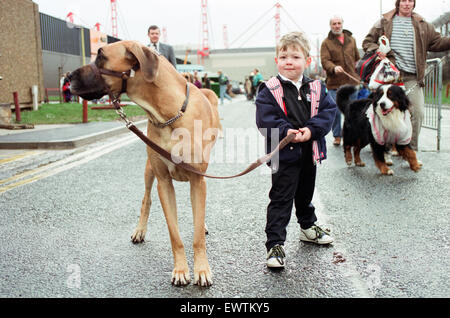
[210,82,220,97]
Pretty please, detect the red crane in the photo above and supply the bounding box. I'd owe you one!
[274,3,281,44]
[110,0,118,38]
[223,24,229,49]
[197,0,209,64]
[66,12,74,24]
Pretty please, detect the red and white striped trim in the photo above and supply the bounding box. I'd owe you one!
[309,80,321,164]
[266,77,286,114]
[265,77,322,164]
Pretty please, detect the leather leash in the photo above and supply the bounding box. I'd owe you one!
[88,62,295,179]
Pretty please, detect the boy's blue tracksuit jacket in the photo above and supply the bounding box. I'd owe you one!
[255,75,337,164]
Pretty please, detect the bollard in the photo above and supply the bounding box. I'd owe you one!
[82,99,88,123]
[13,91,21,123]
[32,85,39,111]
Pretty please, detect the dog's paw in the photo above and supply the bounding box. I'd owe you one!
[346,160,352,166]
[172,268,191,287]
[355,161,365,167]
[410,164,421,172]
[384,169,394,175]
[131,227,146,243]
[194,268,213,287]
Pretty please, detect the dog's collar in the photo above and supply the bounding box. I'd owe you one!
[149,82,190,128]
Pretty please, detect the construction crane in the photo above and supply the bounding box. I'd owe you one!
[274,3,281,44]
[66,12,74,24]
[197,0,209,65]
[223,24,229,49]
[110,0,118,38]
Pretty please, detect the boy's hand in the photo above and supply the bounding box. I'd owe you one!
[287,128,311,143]
[295,127,311,142]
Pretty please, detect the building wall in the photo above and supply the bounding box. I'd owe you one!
[176,48,278,83]
[42,50,85,93]
[0,0,44,106]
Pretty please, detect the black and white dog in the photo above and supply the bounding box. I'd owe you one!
[336,84,421,175]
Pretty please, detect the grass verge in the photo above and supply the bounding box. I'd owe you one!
[16,102,147,124]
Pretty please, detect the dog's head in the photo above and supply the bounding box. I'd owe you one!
[68,41,160,100]
[372,84,410,116]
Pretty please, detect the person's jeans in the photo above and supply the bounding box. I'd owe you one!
[402,74,424,151]
[219,85,232,105]
[328,88,358,138]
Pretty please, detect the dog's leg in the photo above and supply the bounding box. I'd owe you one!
[372,144,394,175]
[344,145,353,166]
[397,145,421,172]
[353,144,365,167]
[384,152,393,166]
[131,159,155,243]
[190,175,212,287]
[157,178,190,286]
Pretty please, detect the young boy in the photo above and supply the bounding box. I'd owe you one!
[255,32,336,268]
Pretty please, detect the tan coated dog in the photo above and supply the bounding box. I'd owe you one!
[69,41,221,286]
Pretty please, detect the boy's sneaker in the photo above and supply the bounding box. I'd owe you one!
[300,224,334,245]
[266,244,286,268]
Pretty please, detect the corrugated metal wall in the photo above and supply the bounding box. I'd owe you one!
[39,13,90,57]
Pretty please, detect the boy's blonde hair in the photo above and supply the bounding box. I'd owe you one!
[276,31,310,57]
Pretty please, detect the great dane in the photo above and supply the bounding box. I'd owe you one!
[69,40,221,286]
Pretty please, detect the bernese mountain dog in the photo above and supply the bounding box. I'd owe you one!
[336,84,421,175]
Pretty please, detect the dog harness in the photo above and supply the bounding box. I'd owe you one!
[366,106,412,146]
[265,77,322,164]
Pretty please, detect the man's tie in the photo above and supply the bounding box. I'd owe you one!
[153,43,157,51]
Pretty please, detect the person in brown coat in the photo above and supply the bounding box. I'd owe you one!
[320,15,360,146]
[363,0,450,152]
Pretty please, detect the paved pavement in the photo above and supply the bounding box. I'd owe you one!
[0,95,449,299]
[0,120,147,149]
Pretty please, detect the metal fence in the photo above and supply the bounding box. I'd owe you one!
[423,58,444,151]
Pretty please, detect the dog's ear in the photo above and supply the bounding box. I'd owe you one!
[123,42,159,82]
[399,88,410,110]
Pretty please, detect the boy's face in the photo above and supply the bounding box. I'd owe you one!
[275,45,311,82]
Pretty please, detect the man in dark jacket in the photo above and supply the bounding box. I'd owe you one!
[320,15,360,146]
[147,25,177,68]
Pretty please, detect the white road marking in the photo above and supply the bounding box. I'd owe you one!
[0,135,138,194]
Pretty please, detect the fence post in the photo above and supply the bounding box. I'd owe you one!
[13,92,21,123]
[82,99,88,123]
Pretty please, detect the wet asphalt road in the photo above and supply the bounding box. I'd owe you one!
[0,97,449,299]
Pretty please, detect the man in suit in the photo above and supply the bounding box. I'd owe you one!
[147,25,177,68]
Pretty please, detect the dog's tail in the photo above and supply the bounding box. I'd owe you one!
[336,85,358,117]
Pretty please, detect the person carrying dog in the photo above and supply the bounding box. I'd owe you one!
[363,0,450,153]
[256,32,336,269]
[320,15,361,146]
